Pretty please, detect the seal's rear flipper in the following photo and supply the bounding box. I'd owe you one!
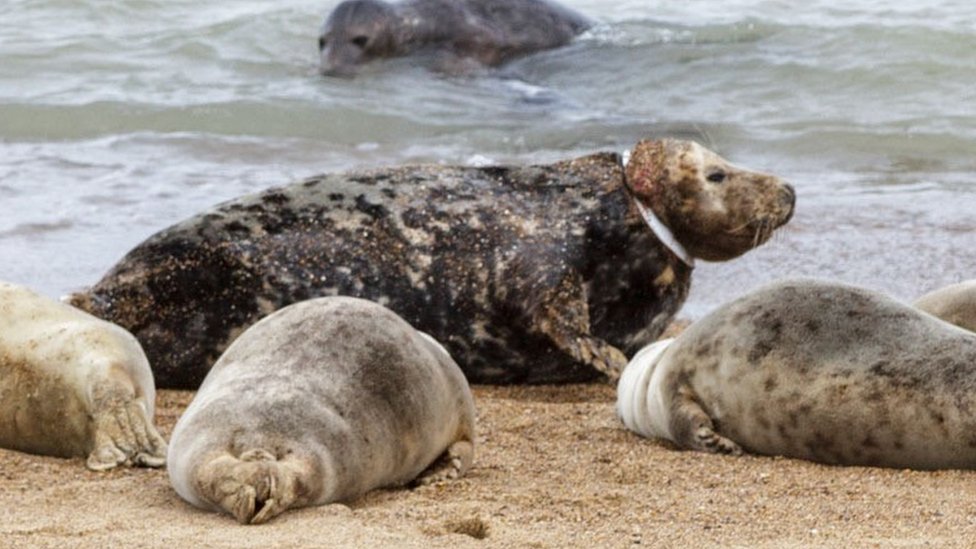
[413,440,474,486]
[87,398,167,471]
[197,449,318,524]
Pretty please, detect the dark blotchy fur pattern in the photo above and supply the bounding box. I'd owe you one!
[318,0,591,75]
[70,140,794,389]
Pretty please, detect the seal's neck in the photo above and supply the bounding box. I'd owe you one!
[633,198,695,268]
[619,148,694,268]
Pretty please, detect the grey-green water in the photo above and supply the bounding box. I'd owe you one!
[1,0,974,317]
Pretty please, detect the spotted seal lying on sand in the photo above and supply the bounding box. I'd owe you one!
[914,280,976,333]
[318,0,591,76]
[0,281,166,470]
[617,279,976,469]
[69,138,795,388]
[167,296,475,524]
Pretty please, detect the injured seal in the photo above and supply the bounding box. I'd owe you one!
[617,279,976,470]
[69,138,795,388]
[914,280,976,333]
[0,281,166,470]
[318,0,591,76]
[167,296,476,524]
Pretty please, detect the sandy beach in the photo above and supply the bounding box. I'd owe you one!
[3,370,976,548]
[3,1,976,547]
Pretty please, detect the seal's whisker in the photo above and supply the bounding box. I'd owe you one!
[755,218,775,250]
[725,220,754,235]
[769,227,791,245]
[752,219,764,249]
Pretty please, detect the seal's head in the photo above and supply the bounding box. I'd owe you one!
[624,139,795,262]
[319,0,399,76]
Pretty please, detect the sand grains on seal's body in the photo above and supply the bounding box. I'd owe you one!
[618,279,976,470]
[167,296,476,524]
[0,281,166,470]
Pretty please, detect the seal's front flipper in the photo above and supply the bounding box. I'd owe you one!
[668,386,742,455]
[413,440,474,486]
[573,336,628,383]
[514,264,628,382]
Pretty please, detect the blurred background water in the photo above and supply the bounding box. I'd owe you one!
[1,0,973,318]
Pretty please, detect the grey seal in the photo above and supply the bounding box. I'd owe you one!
[617,279,976,469]
[167,296,476,524]
[914,280,976,333]
[0,281,166,470]
[318,0,591,75]
[69,139,795,388]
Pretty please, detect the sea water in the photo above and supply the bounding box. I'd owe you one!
[1,0,974,317]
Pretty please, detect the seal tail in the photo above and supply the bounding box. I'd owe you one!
[197,449,317,524]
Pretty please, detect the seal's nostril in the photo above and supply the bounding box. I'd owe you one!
[781,184,796,206]
[779,184,797,224]
[783,183,795,198]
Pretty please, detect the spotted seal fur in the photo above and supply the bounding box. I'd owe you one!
[69,139,795,388]
[318,0,591,76]
[914,280,976,333]
[0,281,166,470]
[167,296,475,524]
[617,279,976,469]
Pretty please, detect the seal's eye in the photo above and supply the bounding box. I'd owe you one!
[707,171,727,183]
[318,37,327,51]
[351,35,369,48]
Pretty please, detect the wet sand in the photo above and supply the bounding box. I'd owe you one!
[3,373,976,547]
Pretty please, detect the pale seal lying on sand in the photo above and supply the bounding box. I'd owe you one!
[914,280,976,333]
[0,281,166,470]
[69,138,795,388]
[167,296,475,524]
[318,0,591,76]
[617,279,976,469]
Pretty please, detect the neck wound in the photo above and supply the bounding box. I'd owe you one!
[633,199,695,268]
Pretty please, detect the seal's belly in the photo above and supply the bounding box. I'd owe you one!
[692,363,976,470]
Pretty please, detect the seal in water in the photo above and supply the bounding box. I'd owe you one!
[69,138,795,388]
[617,279,976,470]
[167,296,476,524]
[0,281,166,470]
[318,0,591,76]
[914,280,976,333]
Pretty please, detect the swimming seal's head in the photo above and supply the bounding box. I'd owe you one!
[319,0,398,76]
[625,139,796,262]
